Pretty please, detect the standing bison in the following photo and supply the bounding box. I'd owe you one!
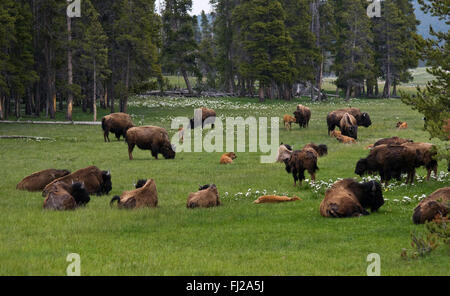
[17,168,71,192]
[283,149,319,186]
[293,104,311,128]
[326,107,371,135]
[412,187,450,224]
[110,179,158,209]
[102,112,134,142]
[319,179,384,218]
[401,142,438,180]
[42,166,112,196]
[340,113,358,139]
[187,184,221,208]
[125,126,176,160]
[43,181,90,211]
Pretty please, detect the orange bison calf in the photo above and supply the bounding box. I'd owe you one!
[396,121,408,129]
[412,187,450,224]
[102,112,134,142]
[253,195,301,204]
[125,126,176,160]
[42,165,112,196]
[320,179,384,218]
[43,181,90,211]
[17,168,71,192]
[220,152,237,164]
[283,114,296,130]
[187,184,221,208]
[110,179,158,209]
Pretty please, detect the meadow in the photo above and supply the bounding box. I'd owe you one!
[0,94,449,276]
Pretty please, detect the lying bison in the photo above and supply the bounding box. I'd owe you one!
[17,168,71,192]
[326,107,371,134]
[102,112,134,142]
[340,113,358,139]
[293,104,311,128]
[43,166,112,196]
[373,136,412,147]
[284,149,318,186]
[43,181,90,211]
[125,126,176,160]
[187,184,221,208]
[319,178,384,218]
[110,178,158,209]
[189,107,216,129]
[412,187,450,224]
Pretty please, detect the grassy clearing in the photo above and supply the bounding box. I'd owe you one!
[0,95,449,275]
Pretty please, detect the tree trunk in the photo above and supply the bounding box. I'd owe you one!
[345,86,351,101]
[66,15,73,121]
[0,96,4,120]
[258,86,265,102]
[181,69,193,94]
[93,59,97,121]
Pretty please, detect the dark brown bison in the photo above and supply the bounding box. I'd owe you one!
[125,126,176,160]
[16,169,71,192]
[283,149,318,186]
[276,143,293,163]
[42,166,112,197]
[187,184,221,208]
[320,178,384,218]
[340,113,358,139]
[355,144,417,185]
[43,181,90,211]
[303,143,328,157]
[326,107,371,134]
[401,142,438,180]
[110,179,158,209]
[412,187,450,224]
[373,136,413,147]
[102,112,134,142]
[293,104,311,128]
[189,107,216,129]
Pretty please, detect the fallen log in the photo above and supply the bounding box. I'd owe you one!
[0,135,54,141]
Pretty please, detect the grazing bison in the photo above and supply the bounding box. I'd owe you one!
[340,113,358,139]
[293,104,311,128]
[303,143,328,157]
[110,179,158,209]
[319,179,384,218]
[326,107,371,134]
[43,181,90,211]
[396,121,408,129]
[276,143,293,163]
[253,195,301,204]
[189,107,216,129]
[43,166,112,196]
[355,144,417,185]
[283,114,296,131]
[373,136,412,147]
[125,126,176,160]
[412,187,450,224]
[187,184,221,208]
[220,152,237,164]
[284,149,318,186]
[401,142,438,180]
[102,112,134,142]
[17,169,71,192]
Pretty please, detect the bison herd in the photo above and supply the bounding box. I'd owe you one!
[15,105,449,226]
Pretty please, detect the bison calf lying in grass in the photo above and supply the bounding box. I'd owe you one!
[43,181,90,211]
[220,152,237,164]
[412,187,450,224]
[253,195,301,204]
[326,107,371,135]
[17,169,71,192]
[126,126,176,160]
[102,112,134,142]
[43,166,112,196]
[187,184,221,208]
[110,179,158,209]
[284,149,318,186]
[320,179,384,218]
[396,121,408,129]
[293,104,311,128]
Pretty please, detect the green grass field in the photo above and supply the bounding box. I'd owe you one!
[0,95,449,276]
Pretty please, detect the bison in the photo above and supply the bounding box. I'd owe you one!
[110,179,158,209]
[412,187,450,224]
[373,136,412,147]
[189,107,216,129]
[340,113,358,139]
[43,166,112,197]
[102,112,134,142]
[187,184,221,208]
[336,134,357,144]
[284,149,318,186]
[43,181,90,211]
[17,168,71,192]
[125,126,176,160]
[396,121,408,129]
[303,143,328,157]
[283,114,296,131]
[253,195,301,204]
[293,104,311,128]
[319,178,384,218]
[401,142,438,180]
[276,143,293,163]
[220,152,237,164]
[326,107,371,134]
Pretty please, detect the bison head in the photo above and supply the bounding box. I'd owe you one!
[283,157,293,174]
[317,144,328,156]
[71,182,90,206]
[360,180,384,212]
[358,112,372,127]
[355,158,368,176]
[135,179,147,189]
[100,171,112,195]
[162,143,176,159]
[293,110,302,123]
[413,201,450,224]
[198,184,211,190]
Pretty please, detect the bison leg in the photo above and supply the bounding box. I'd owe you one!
[151,144,159,159]
[115,132,121,141]
[104,129,110,142]
[128,143,135,160]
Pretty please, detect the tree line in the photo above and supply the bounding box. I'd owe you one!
[0,0,425,120]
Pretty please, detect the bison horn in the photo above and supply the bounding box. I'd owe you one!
[107,170,110,176]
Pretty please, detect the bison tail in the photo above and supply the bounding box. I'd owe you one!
[110,195,120,207]
[101,117,106,131]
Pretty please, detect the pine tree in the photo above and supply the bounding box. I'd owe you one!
[198,10,216,89]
